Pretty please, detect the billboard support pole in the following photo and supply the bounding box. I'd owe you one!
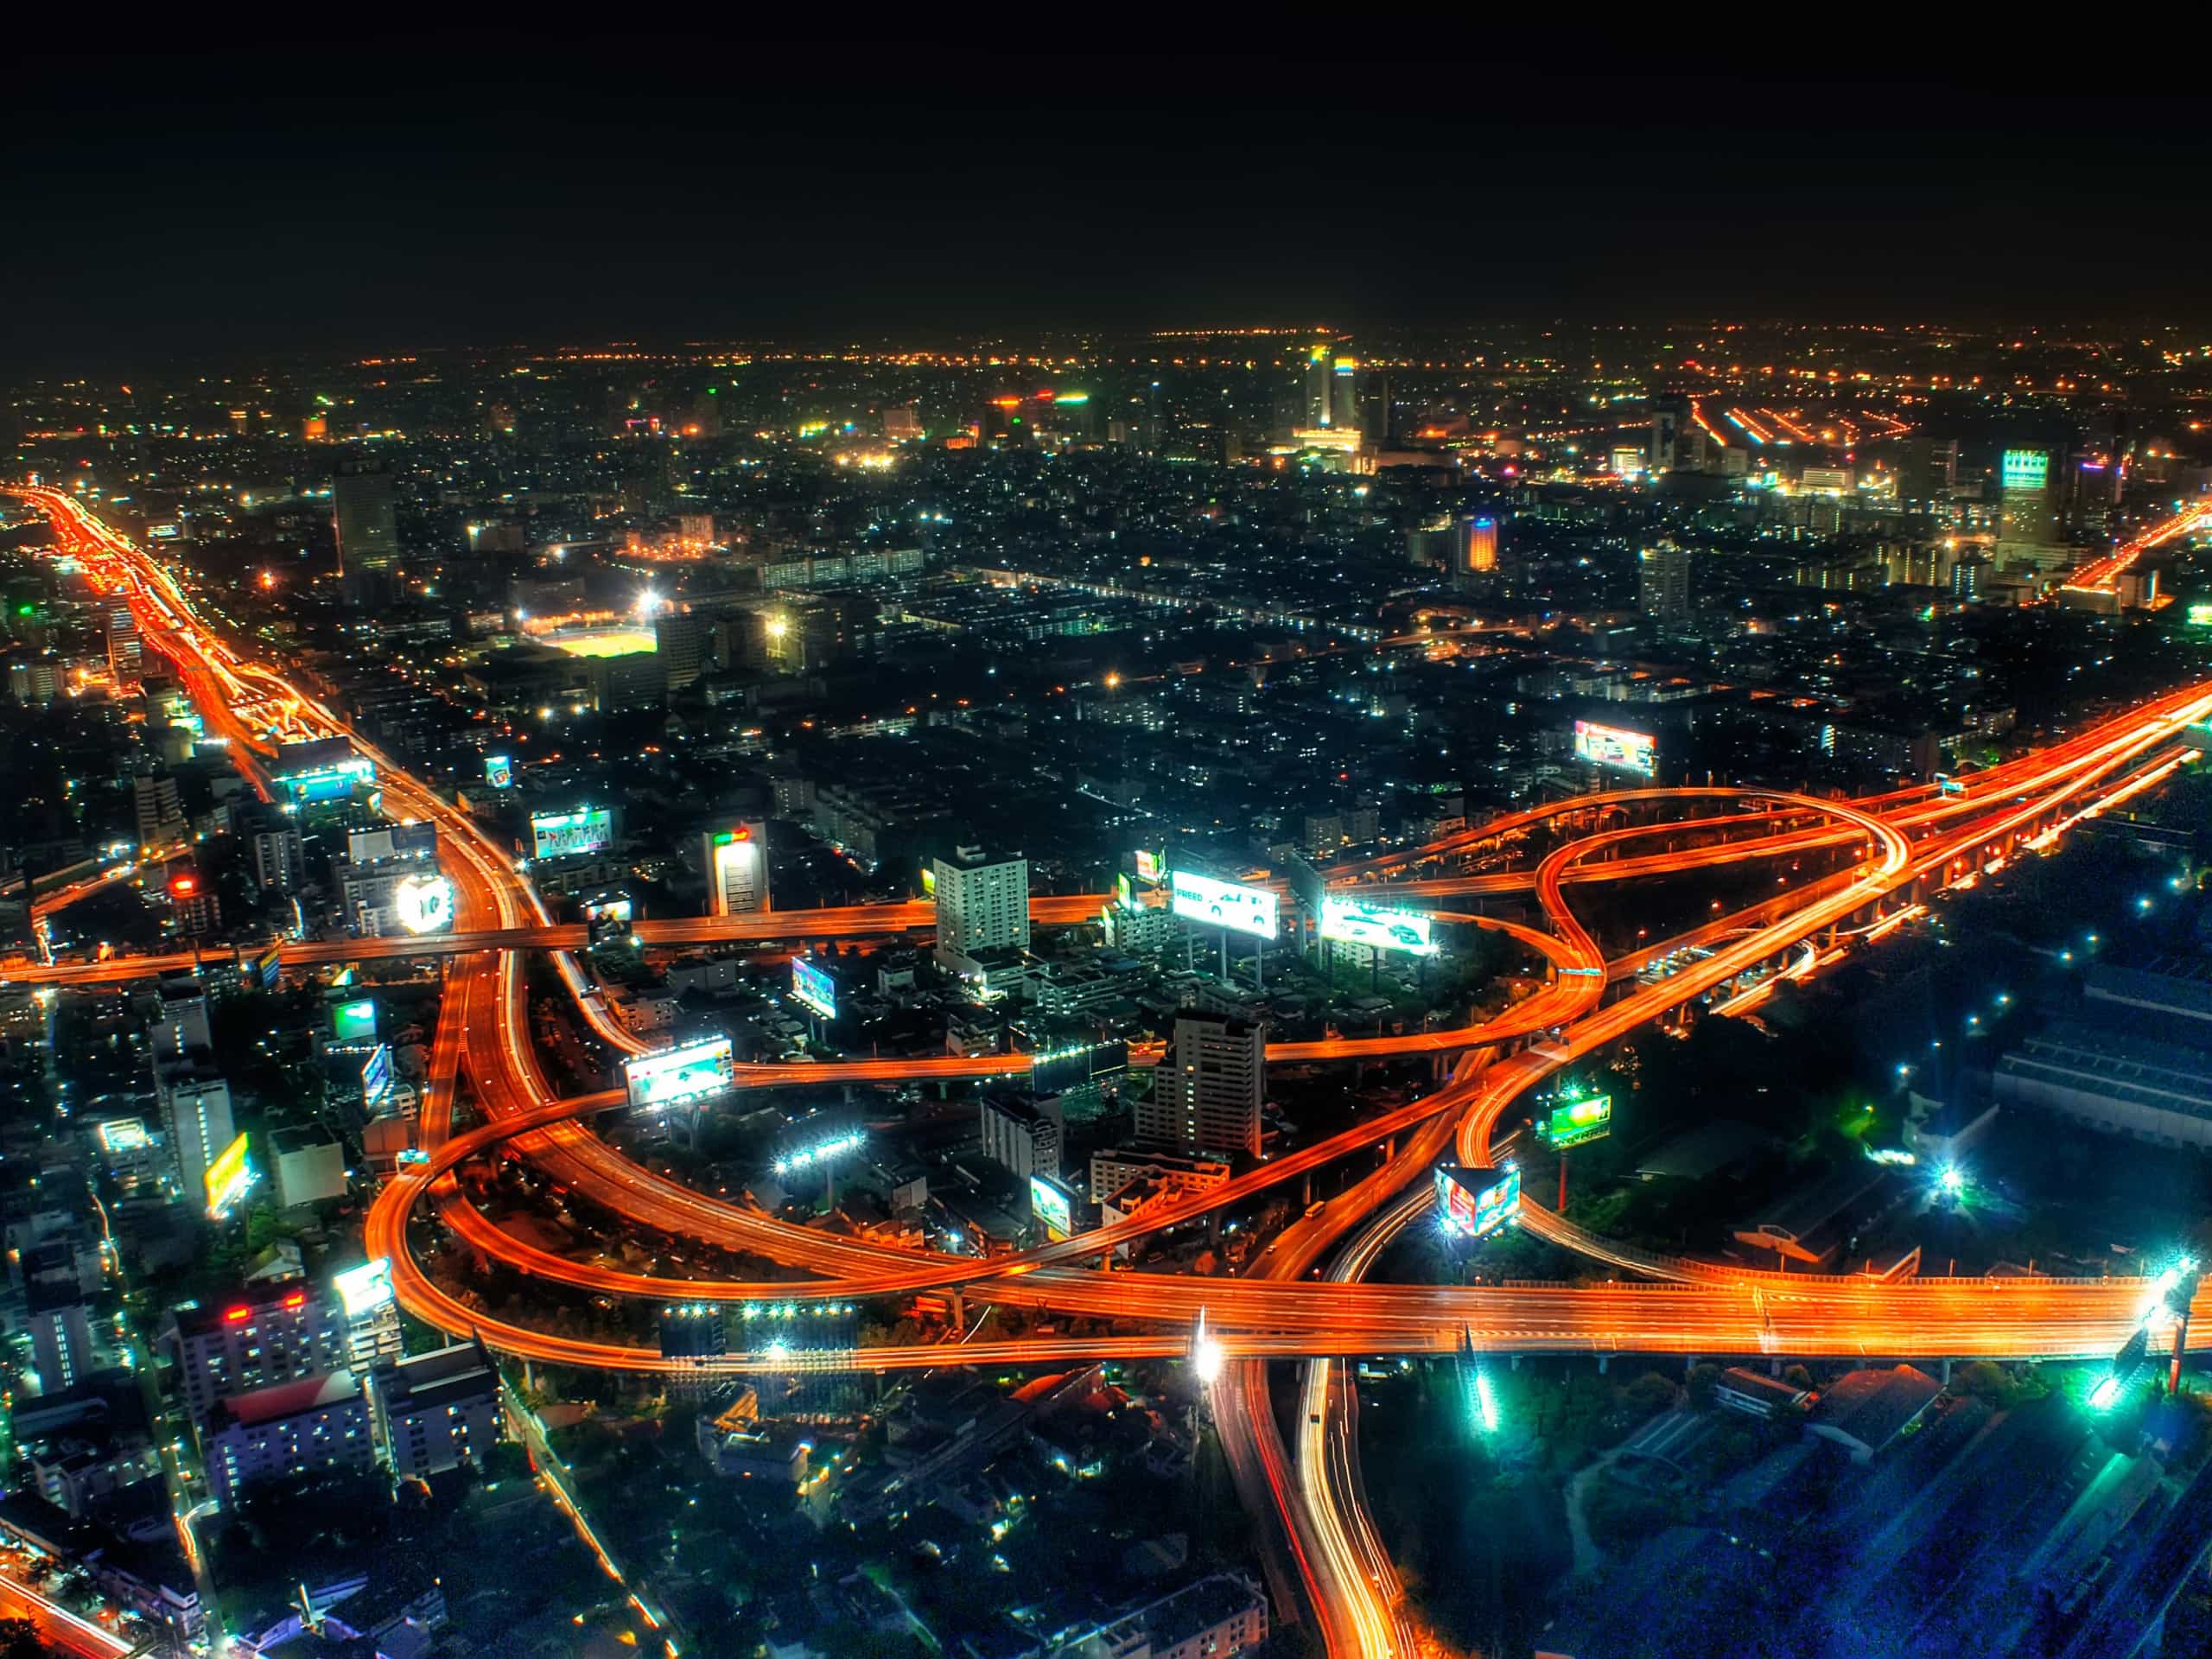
[1559,1151,1569,1212]
[1255,937,1264,992]
[1219,930,1229,982]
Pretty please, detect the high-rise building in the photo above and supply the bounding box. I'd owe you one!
[371,1340,501,1479]
[162,1281,352,1425]
[656,612,714,689]
[250,826,306,894]
[132,773,187,849]
[202,1370,372,1505]
[105,601,142,681]
[1638,540,1694,624]
[334,459,400,586]
[26,1281,96,1395]
[1137,1011,1265,1159]
[979,1091,1065,1183]
[149,977,213,1059]
[931,845,1029,968]
[702,823,770,917]
[1451,515,1499,589]
[157,1072,233,1204]
[1897,437,1959,505]
[1303,342,1335,429]
[1997,448,2065,568]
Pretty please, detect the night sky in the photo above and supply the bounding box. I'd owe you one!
[7,41,2211,370]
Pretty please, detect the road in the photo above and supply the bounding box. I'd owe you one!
[25,485,2212,1659]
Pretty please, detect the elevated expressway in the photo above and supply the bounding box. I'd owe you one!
[24,486,2212,1657]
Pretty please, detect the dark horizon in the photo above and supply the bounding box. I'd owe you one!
[9,41,2212,373]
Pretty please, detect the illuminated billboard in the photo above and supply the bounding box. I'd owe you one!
[1170,871,1279,939]
[2001,448,2050,492]
[582,893,633,925]
[1537,1094,1612,1150]
[393,872,455,935]
[96,1118,150,1154]
[1030,1174,1075,1242]
[255,942,283,989]
[361,1044,394,1111]
[334,1258,396,1319]
[2190,603,2212,627]
[1320,896,1438,957]
[205,1132,257,1219]
[484,754,513,789]
[623,1035,736,1109]
[1573,720,1656,776]
[1135,849,1166,886]
[1435,1164,1521,1239]
[791,957,837,1020]
[273,739,375,804]
[333,998,377,1044]
[531,806,613,860]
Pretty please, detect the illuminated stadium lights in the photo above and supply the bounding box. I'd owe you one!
[772,1131,862,1177]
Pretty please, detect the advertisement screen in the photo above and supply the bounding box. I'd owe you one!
[1170,870,1279,939]
[333,998,377,1044]
[393,872,455,935]
[1029,1174,1074,1242]
[1320,896,1439,957]
[1573,720,1656,776]
[256,943,283,988]
[2002,448,2050,492]
[1539,1094,1612,1149]
[96,1118,150,1154]
[623,1035,736,1109]
[582,893,634,925]
[361,1044,393,1110]
[791,957,837,1020]
[484,754,513,789]
[1135,849,1165,886]
[709,824,768,915]
[334,1258,396,1319]
[531,806,613,860]
[205,1132,257,1219]
[1436,1164,1521,1239]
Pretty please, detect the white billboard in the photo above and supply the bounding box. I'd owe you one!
[393,872,455,934]
[623,1035,736,1109]
[531,806,613,860]
[1320,896,1439,957]
[1170,871,1278,939]
[1573,720,1656,776]
[334,1258,396,1318]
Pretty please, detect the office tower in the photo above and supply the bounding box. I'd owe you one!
[163,1282,353,1424]
[1997,448,2065,567]
[656,612,713,689]
[979,1091,1065,1182]
[1650,406,1682,474]
[105,601,142,681]
[371,1341,500,1478]
[1451,516,1499,590]
[1138,1011,1265,1159]
[1638,540,1694,624]
[26,1282,96,1395]
[333,459,400,588]
[157,1072,233,1203]
[1331,356,1361,434]
[1897,437,1959,505]
[931,845,1030,966]
[1303,342,1335,429]
[149,977,213,1059]
[132,773,187,849]
[702,823,770,916]
[251,825,306,894]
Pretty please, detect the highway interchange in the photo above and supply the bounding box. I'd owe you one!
[18,484,2212,1656]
